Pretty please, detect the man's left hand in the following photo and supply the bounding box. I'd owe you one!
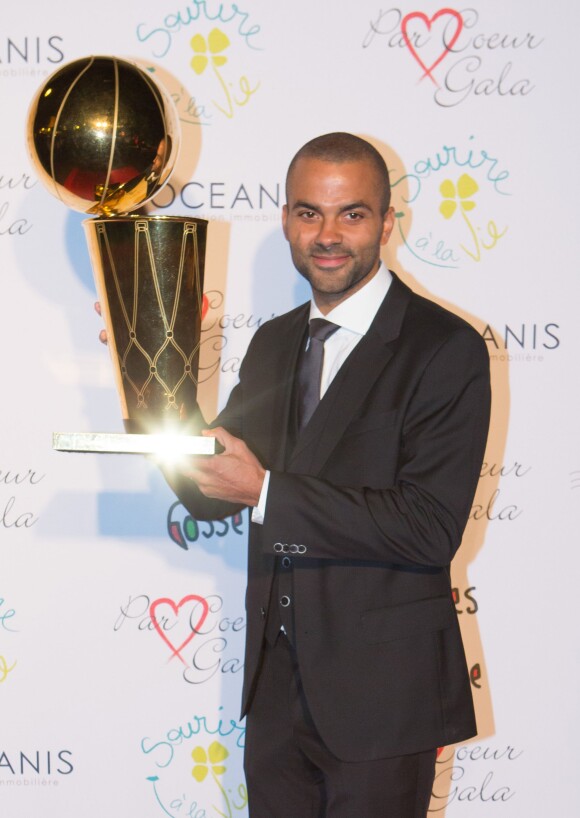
[180,427,266,507]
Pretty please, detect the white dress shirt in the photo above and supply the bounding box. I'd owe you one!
[252,263,392,523]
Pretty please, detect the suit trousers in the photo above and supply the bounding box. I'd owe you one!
[244,634,437,818]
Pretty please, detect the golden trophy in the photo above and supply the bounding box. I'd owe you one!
[27,56,214,456]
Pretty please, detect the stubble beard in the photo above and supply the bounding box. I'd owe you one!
[292,248,379,300]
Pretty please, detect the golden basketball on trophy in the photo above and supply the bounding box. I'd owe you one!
[27,56,212,455]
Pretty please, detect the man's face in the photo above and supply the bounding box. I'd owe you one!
[282,157,394,312]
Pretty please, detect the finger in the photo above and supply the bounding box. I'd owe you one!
[201,426,231,451]
[94,301,102,316]
[99,328,108,346]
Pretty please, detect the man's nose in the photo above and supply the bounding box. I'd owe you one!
[316,218,341,247]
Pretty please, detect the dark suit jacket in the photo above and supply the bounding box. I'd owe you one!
[168,273,491,762]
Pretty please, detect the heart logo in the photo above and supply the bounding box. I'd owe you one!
[150,594,209,665]
[401,8,463,85]
[201,293,209,320]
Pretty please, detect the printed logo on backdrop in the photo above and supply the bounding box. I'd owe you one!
[193,294,279,381]
[168,501,246,545]
[362,8,543,107]
[452,588,480,690]
[483,321,560,364]
[0,749,74,789]
[391,135,510,270]
[452,586,481,688]
[430,744,522,810]
[153,178,281,223]
[469,460,530,524]
[114,592,245,686]
[152,276,289,386]
[136,1,264,126]
[0,596,18,687]
[383,137,561,362]
[0,467,43,531]
[0,35,64,80]
[0,173,35,238]
[141,709,247,816]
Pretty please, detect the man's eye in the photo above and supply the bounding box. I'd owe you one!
[345,212,363,220]
[299,211,317,219]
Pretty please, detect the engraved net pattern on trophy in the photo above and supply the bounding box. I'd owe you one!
[96,219,203,415]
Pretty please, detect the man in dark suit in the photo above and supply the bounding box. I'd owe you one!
[169,133,491,817]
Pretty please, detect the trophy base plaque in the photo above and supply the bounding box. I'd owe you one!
[53,431,217,456]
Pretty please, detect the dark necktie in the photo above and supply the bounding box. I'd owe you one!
[297,318,340,431]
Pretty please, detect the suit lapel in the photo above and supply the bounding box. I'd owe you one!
[264,303,309,471]
[287,274,411,474]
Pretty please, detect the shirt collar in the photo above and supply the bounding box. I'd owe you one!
[309,262,392,335]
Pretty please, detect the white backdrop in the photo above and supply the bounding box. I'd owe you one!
[1,1,579,815]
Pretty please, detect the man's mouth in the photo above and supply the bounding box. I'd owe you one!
[311,253,351,268]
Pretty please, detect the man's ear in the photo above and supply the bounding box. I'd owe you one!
[282,203,289,240]
[381,206,395,246]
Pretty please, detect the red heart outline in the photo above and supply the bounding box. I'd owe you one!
[201,293,209,321]
[150,594,209,665]
[401,8,463,86]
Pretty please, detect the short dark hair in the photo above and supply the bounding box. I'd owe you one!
[286,132,391,213]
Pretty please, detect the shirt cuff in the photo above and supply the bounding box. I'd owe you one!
[250,470,271,525]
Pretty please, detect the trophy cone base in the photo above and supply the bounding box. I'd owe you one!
[52,431,218,456]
